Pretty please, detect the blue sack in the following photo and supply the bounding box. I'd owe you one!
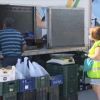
[22,31,35,38]
[82,58,93,83]
[83,58,93,72]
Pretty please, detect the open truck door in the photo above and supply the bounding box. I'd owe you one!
[0,0,92,57]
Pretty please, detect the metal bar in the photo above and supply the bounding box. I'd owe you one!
[92,18,97,26]
[0,46,88,58]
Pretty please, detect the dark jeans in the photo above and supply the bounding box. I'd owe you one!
[2,56,20,67]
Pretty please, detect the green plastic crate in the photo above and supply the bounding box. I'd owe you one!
[49,86,59,100]
[46,63,78,97]
[34,75,50,89]
[17,90,35,100]
[59,78,78,97]
[35,86,59,100]
[0,80,19,96]
[78,71,87,77]
[35,87,48,100]
[78,71,83,76]
[46,64,78,78]
[59,85,77,97]
[3,93,17,100]
[0,83,3,96]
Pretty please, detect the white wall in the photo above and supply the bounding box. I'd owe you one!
[77,0,92,46]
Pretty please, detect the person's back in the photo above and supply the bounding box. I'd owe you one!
[0,18,27,67]
[0,28,25,57]
[0,27,25,57]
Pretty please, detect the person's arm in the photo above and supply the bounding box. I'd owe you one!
[88,47,100,60]
[21,34,27,53]
[22,44,27,53]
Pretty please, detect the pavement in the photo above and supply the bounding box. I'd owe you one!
[78,89,97,100]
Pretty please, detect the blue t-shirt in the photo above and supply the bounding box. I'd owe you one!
[0,27,26,57]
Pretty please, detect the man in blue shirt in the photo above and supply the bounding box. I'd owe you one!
[0,18,27,67]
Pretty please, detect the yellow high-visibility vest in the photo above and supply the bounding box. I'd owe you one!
[87,40,100,78]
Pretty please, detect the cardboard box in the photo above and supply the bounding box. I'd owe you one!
[0,66,15,82]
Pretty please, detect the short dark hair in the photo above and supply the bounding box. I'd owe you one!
[90,26,100,40]
[3,18,14,27]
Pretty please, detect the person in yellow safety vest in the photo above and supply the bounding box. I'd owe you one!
[87,26,100,100]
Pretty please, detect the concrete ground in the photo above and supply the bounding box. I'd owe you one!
[78,89,97,100]
[78,77,97,100]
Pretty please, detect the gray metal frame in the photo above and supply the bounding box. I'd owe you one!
[0,7,89,58]
[0,5,34,33]
[47,7,85,48]
[0,46,88,58]
[34,7,37,42]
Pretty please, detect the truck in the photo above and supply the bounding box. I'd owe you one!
[0,0,92,62]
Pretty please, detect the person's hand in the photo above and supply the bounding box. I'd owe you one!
[81,53,88,59]
[84,54,88,56]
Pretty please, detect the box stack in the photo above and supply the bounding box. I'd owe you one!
[77,64,85,91]
[78,75,85,91]
[0,74,62,100]
[46,63,78,100]
[17,77,35,100]
[78,72,92,91]
[74,51,92,91]
[0,59,63,100]
[35,85,59,100]
[84,77,92,90]
[34,75,62,100]
[18,76,50,100]
[34,75,50,89]
[0,80,19,100]
[17,90,35,100]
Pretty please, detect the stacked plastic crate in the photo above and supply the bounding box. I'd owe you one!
[0,80,19,100]
[34,75,50,100]
[46,63,78,100]
[74,52,92,91]
[18,75,61,100]
[0,73,62,100]
[73,52,86,91]
[34,75,62,100]
[18,75,51,100]
[35,85,59,100]
[18,77,35,100]
[78,74,85,91]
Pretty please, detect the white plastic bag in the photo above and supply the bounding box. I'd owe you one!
[15,68,25,79]
[29,61,44,77]
[22,57,30,78]
[32,62,49,75]
[16,58,23,73]
[16,57,30,78]
[28,60,35,77]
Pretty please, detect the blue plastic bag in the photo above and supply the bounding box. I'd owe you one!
[22,31,34,38]
[83,58,93,72]
[82,58,93,83]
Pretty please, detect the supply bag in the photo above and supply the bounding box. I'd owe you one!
[32,62,49,75]
[29,61,44,77]
[82,58,93,82]
[83,58,93,72]
[15,68,25,79]
[16,57,30,78]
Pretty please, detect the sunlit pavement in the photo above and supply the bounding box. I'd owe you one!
[78,89,97,100]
